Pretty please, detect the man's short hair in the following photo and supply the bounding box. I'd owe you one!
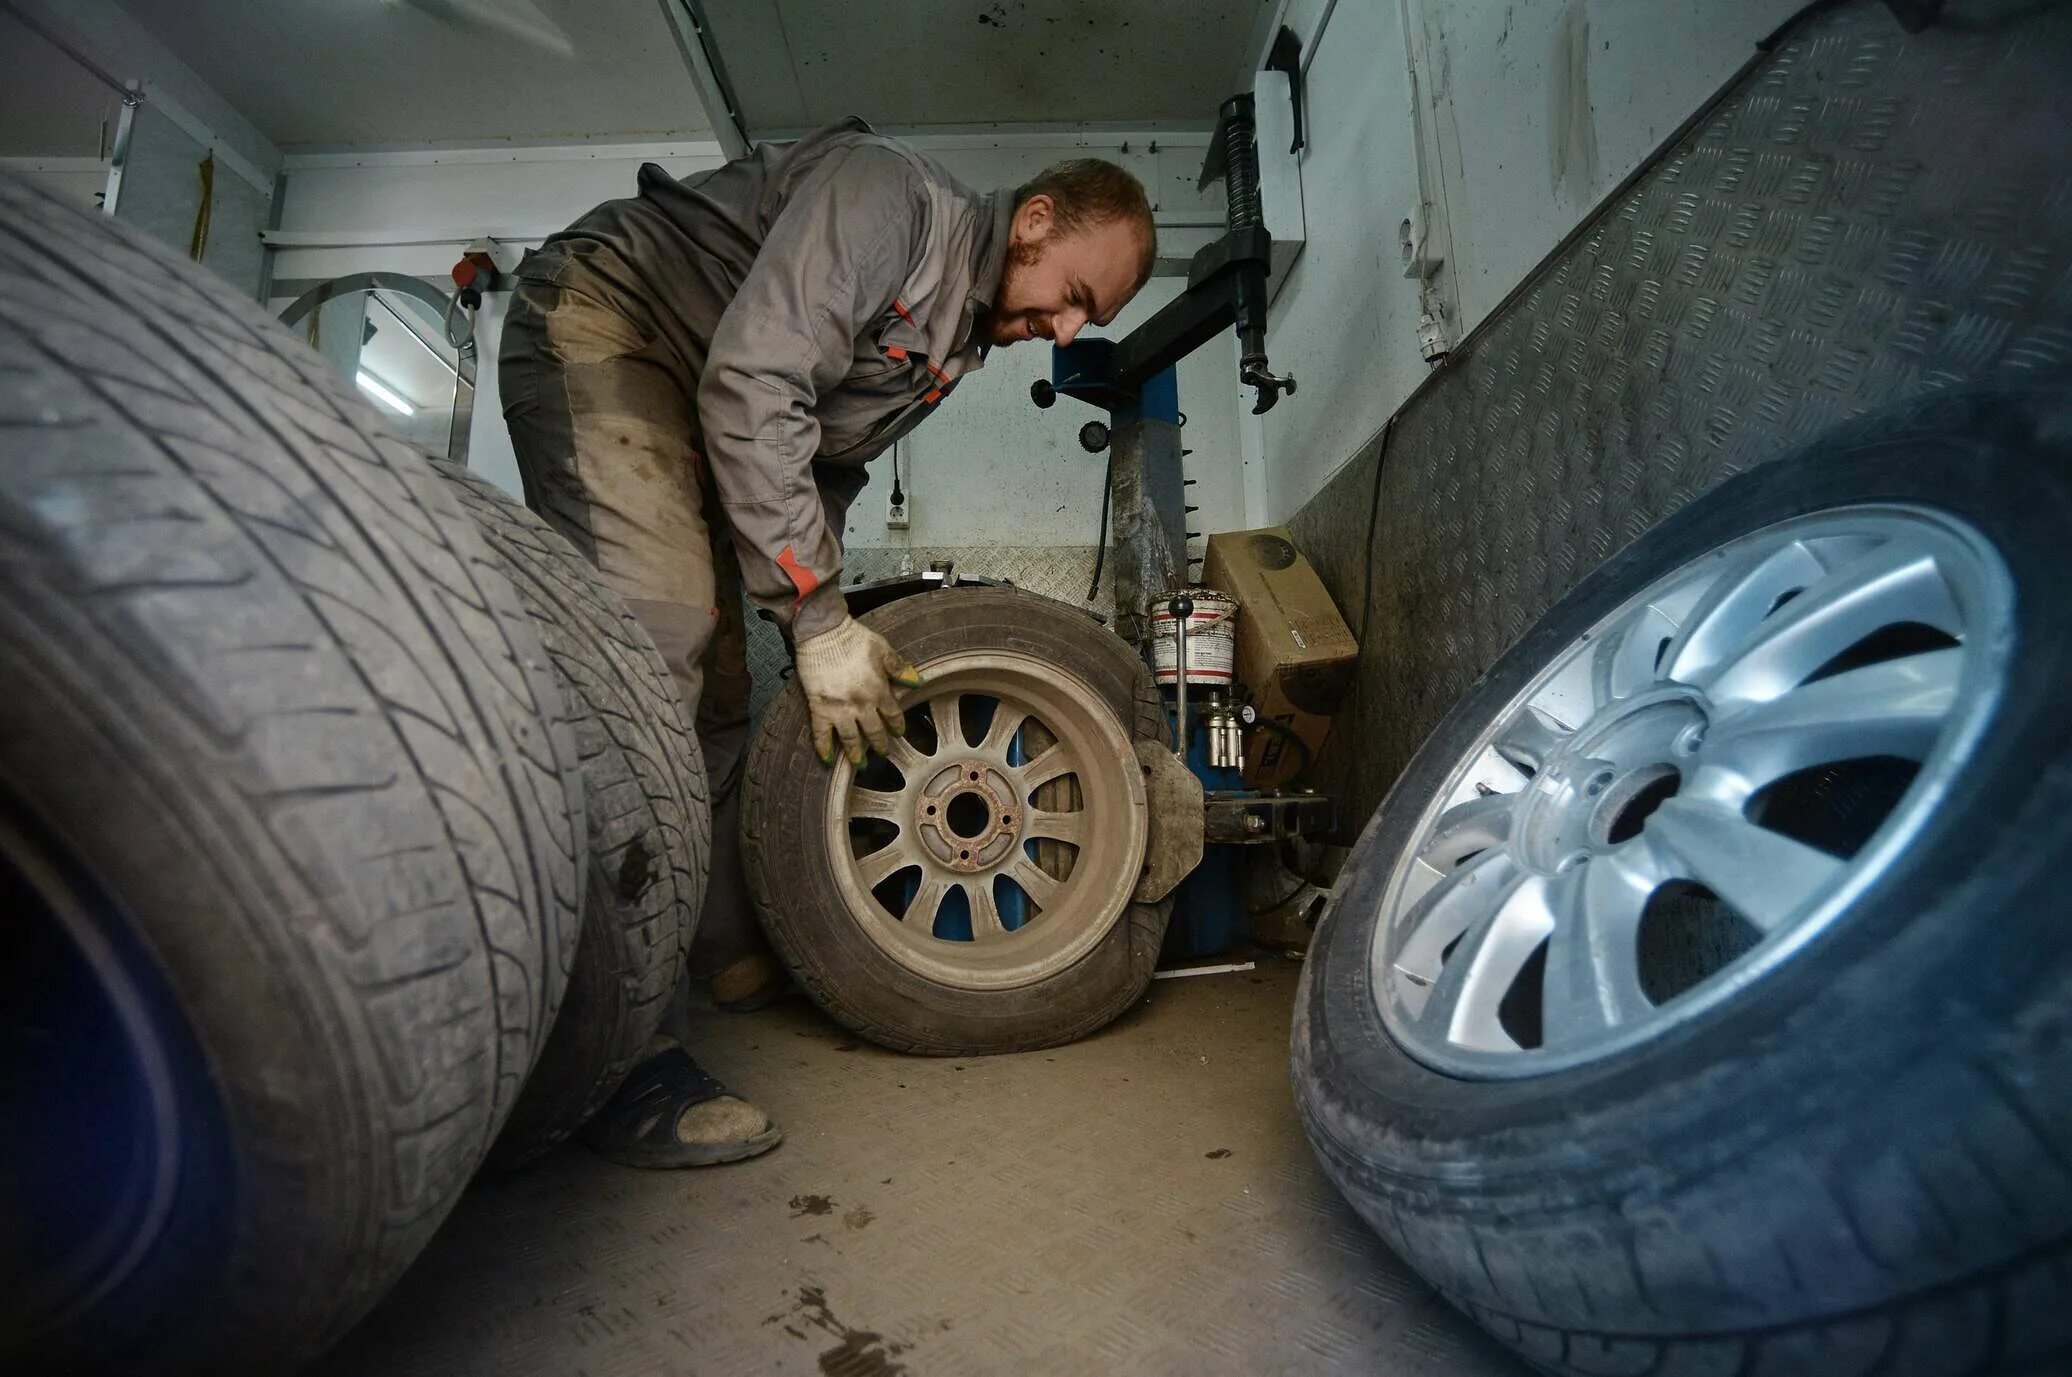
[1014,159,1158,289]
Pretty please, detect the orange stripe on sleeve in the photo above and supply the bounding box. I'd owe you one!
[775,545,820,602]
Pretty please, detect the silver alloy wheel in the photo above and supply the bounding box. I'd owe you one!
[1373,504,2015,1078]
[824,649,1148,991]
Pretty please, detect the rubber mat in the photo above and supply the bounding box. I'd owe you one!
[311,956,1526,1375]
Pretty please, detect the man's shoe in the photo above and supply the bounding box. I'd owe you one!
[581,1040,782,1168]
[710,952,785,1012]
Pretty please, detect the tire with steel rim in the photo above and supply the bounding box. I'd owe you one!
[1292,387,2072,1377]
[742,587,1172,1054]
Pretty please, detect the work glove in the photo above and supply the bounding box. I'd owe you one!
[793,614,925,766]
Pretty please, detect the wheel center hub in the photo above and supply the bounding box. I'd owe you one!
[915,760,1021,873]
[1512,694,1706,873]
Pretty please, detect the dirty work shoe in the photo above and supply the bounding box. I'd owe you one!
[580,1039,782,1168]
[710,951,786,1012]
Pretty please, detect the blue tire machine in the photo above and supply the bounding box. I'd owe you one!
[1028,94,1334,957]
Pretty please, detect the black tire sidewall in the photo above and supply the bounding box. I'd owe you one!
[435,462,711,1172]
[744,588,1168,1054]
[1296,386,2072,1322]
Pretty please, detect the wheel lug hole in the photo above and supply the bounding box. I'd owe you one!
[1558,851,1590,872]
[925,804,937,816]
[1585,770,1614,797]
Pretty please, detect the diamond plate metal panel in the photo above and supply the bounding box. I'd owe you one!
[1288,0,2072,830]
[746,545,1112,718]
[310,961,1525,1376]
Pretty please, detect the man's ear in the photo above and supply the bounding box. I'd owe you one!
[1014,193,1055,241]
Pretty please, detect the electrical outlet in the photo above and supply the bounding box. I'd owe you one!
[885,492,909,529]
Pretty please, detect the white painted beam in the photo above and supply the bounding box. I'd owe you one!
[654,0,750,158]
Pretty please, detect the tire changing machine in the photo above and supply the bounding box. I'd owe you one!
[1029,94,1335,957]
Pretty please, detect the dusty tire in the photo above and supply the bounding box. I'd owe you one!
[1292,386,2072,1377]
[0,178,583,1374]
[742,587,1172,1055]
[434,461,711,1172]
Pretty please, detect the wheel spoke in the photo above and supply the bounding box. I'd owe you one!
[1419,793,1516,870]
[1695,538,1960,708]
[1416,871,1555,1053]
[1591,602,1678,705]
[1539,850,1659,1049]
[883,733,931,776]
[1392,850,1519,1010]
[1020,744,1078,791]
[977,703,1031,759]
[1005,854,1061,910]
[1493,706,1570,774]
[1698,648,1960,791]
[1025,809,1084,845]
[965,880,1009,942]
[929,693,968,750]
[855,841,915,892]
[849,787,905,822]
[1644,797,1843,932]
[1661,540,1827,687]
[906,877,951,933]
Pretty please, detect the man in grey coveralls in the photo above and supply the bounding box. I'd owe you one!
[501,117,1156,1165]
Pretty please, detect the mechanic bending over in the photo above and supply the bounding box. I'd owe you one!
[501,118,1157,1166]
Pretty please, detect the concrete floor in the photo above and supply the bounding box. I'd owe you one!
[312,952,1529,1376]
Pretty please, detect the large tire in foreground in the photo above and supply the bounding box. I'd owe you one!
[743,587,1171,1054]
[434,461,711,1172]
[0,178,584,1374]
[1293,386,2072,1377]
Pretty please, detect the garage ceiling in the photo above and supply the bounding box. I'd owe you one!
[704,0,1262,134]
[12,1,1263,158]
[127,0,711,150]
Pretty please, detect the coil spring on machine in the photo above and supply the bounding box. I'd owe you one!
[1223,115,1260,230]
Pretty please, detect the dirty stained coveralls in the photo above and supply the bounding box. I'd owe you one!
[500,118,1009,968]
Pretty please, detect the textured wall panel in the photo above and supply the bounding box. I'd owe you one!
[1287,0,2072,832]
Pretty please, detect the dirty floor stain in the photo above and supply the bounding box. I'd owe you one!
[788,1285,910,1377]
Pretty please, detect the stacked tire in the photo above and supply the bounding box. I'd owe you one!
[433,460,710,1173]
[0,177,708,1375]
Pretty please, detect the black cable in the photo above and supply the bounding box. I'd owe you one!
[1358,415,1394,650]
[1085,448,1115,601]
[1247,877,1322,917]
[1251,712,1313,780]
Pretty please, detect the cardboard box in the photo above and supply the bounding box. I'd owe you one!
[1201,527,1358,789]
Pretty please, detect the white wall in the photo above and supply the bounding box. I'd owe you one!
[267,134,1247,543]
[2,0,282,288]
[0,158,109,212]
[845,278,1245,552]
[1255,0,1430,524]
[1256,0,1808,520]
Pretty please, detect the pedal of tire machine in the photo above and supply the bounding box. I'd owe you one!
[1203,788,1335,845]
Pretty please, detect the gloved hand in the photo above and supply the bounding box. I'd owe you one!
[793,615,924,766]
